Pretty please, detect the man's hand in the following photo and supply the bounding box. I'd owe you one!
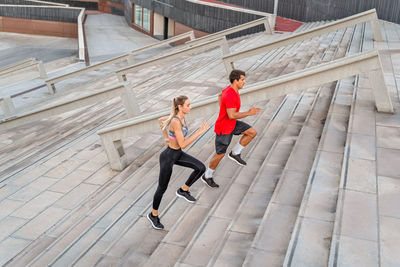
[248,107,261,116]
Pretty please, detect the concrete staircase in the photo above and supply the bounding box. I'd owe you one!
[2,18,400,267]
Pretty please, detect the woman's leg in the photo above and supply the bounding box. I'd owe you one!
[176,152,206,188]
[152,149,175,211]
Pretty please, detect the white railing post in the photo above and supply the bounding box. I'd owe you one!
[223,58,234,74]
[100,137,127,171]
[121,84,141,117]
[368,54,393,113]
[220,36,230,55]
[46,81,56,94]
[0,96,16,117]
[37,61,48,79]
[263,16,273,34]
[117,73,127,82]
[127,54,134,65]
[77,9,86,61]
[189,31,196,40]
[370,15,383,42]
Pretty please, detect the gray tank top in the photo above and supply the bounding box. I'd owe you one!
[168,116,188,138]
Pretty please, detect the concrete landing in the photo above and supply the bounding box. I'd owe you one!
[85,14,159,63]
[0,32,77,68]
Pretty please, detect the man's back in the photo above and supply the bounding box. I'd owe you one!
[214,85,240,135]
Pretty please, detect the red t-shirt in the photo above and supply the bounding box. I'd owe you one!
[214,85,241,135]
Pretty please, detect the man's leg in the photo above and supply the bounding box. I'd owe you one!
[229,127,257,166]
[203,134,232,187]
[239,127,257,146]
[209,153,225,170]
[203,153,223,188]
[203,153,223,181]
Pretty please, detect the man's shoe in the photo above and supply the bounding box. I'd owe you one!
[228,151,247,166]
[201,174,219,188]
[176,188,196,203]
[147,212,164,230]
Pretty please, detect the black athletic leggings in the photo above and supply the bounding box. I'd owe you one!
[152,147,206,210]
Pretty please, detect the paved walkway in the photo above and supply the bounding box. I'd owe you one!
[85,14,158,63]
[0,32,77,68]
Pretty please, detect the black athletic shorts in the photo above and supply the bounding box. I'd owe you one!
[215,120,252,154]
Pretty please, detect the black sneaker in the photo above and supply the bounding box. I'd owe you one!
[176,188,196,203]
[201,174,219,188]
[228,151,247,166]
[147,212,164,230]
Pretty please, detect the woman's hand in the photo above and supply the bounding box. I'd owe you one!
[198,121,210,134]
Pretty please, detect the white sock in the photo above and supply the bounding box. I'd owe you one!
[232,143,244,155]
[205,168,214,178]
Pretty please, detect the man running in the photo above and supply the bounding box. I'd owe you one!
[202,69,260,187]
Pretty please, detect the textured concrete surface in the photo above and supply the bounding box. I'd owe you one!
[0,17,400,267]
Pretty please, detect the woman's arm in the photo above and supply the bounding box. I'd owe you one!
[158,116,170,146]
[171,119,209,149]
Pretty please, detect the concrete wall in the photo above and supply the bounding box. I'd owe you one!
[34,0,98,9]
[219,0,400,24]
[0,5,80,37]
[98,0,125,15]
[0,16,78,37]
[0,5,81,23]
[1,0,60,6]
[130,0,264,36]
[123,0,132,25]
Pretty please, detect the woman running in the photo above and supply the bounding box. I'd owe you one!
[147,95,209,230]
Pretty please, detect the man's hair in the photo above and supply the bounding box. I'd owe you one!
[229,69,245,83]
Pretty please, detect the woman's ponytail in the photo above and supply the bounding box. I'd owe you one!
[162,98,177,130]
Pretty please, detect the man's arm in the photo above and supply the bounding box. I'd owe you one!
[226,107,260,120]
[218,92,222,106]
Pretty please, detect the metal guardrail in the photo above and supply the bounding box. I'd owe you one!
[0,96,16,118]
[186,0,276,30]
[98,49,393,170]
[0,16,269,127]
[0,83,139,131]
[185,17,272,47]
[45,31,195,94]
[0,58,36,73]
[77,8,86,63]
[223,9,383,73]
[0,3,84,91]
[116,36,230,82]
[24,0,69,7]
[0,58,47,80]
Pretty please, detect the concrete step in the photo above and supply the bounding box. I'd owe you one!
[327,20,383,266]
[6,131,166,266]
[89,128,218,267]
[283,21,374,266]
[241,82,336,267]
[246,27,349,82]
[174,93,303,267]
[207,86,323,266]
[283,77,354,267]
[240,23,357,266]
[0,100,126,184]
[30,113,218,266]
[90,100,272,266]
[21,114,215,267]
[241,18,362,266]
